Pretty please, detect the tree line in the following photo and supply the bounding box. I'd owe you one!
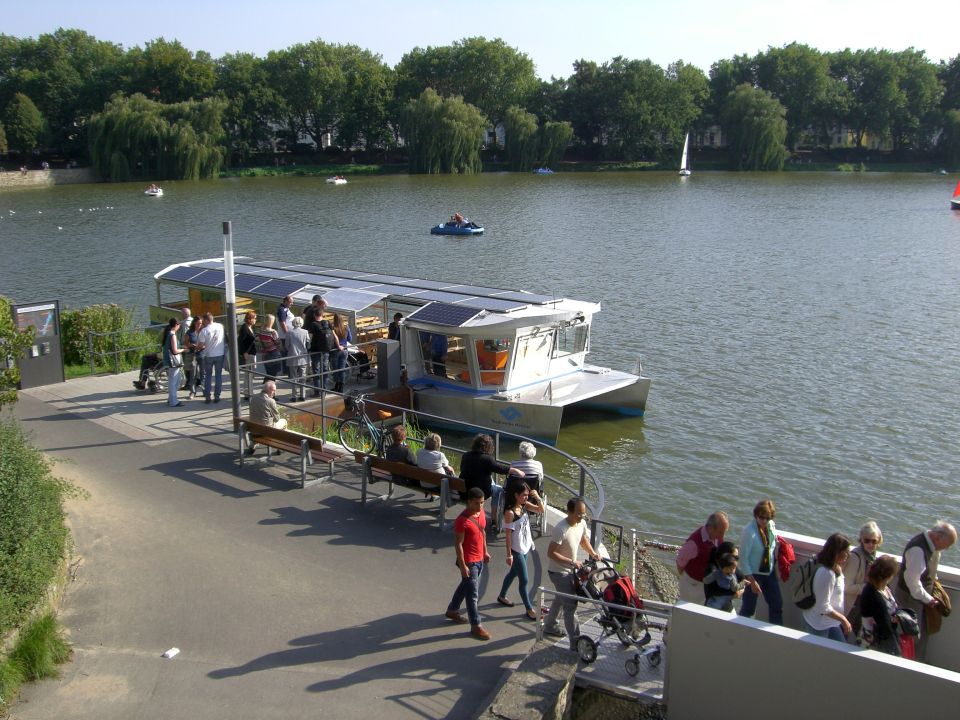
[2,29,960,177]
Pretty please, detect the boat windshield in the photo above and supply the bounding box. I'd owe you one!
[553,324,588,358]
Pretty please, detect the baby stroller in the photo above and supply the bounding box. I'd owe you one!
[573,558,661,674]
[132,352,168,393]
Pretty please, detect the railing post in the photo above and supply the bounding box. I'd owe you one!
[112,332,119,374]
[579,467,586,499]
[88,332,95,376]
[631,528,637,583]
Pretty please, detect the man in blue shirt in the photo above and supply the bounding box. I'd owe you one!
[430,333,448,377]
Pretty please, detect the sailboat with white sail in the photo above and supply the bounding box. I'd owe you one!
[678,133,691,177]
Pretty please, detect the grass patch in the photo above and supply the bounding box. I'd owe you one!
[64,358,143,379]
[0,613,71,710]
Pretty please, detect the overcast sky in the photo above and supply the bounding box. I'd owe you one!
[7,0,957,79]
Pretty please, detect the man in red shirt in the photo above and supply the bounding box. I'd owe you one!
[446,488,492,640]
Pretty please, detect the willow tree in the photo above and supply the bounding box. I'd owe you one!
[403,88,486,174]
[721,84,788,170]
[504,105,539,171]
[88,93,226,181]
[539,120,572,167]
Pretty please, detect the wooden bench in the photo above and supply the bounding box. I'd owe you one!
[236,418,345,488]
[354,451,466,530]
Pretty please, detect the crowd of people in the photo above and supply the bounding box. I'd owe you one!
[677,502,957,662]
[159,294,372,409]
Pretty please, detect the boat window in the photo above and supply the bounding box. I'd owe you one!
[552,324,588,358]
[511,329,553,385]
[474,338,512,387]
[421,331,469,384]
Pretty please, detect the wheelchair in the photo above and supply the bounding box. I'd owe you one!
[132,352,169,393]
[494,474,548,538]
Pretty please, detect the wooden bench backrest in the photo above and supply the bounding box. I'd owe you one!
[364,455,465,492]
[245,420,325,451]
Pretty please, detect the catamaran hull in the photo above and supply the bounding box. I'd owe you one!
[411,370,650,444]
[952,198,960,210]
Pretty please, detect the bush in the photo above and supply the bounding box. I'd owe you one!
[60,304,153,367]
[0,421,70,638]
[0,613,71,711]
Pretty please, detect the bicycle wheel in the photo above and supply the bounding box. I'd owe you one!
[338,417,377,454]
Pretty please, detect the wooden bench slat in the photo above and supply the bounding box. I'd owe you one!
[239,418,345,488]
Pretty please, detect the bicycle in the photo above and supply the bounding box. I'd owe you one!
[337,393,392,455]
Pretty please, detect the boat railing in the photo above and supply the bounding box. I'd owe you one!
[235,353,608,523]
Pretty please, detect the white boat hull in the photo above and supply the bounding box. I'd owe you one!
[411,368,650,444]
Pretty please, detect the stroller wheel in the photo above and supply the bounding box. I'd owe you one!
[625,658,640,677]
[575,635,597,664]
[615,624,633,647]
[646,647,662,668]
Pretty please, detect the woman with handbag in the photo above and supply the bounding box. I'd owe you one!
[843,520,883,614]
[859,555,906,656]
[161,317,185,407]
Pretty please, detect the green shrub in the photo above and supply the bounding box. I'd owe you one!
[60,304,153,367]
[0,421,70,637]
[0,654,25,708]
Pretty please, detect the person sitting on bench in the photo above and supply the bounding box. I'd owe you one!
[246,381,287,455]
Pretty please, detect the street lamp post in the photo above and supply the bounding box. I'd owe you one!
[223,221,241,422]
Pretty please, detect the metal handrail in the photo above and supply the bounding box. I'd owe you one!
[86,324,166,375]
[534,585,673,644]
[236,355,608,521]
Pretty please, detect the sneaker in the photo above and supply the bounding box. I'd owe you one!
[245,447,256,456]
[543,627,565,638]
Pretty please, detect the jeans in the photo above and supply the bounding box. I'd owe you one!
[203,354,225,400]
[310,352,330,393]
[263,350,282,381]
[544,570,580,646]
[803,618,846,643]
[335,347,348,385]
[738,570,783,625]
[167,366,182,406]
[499,550,533,611]
[288,364,307,399]
[448,561,483,626]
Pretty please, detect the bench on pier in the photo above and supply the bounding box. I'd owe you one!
[354,451,466,530]
[235,418,345,488]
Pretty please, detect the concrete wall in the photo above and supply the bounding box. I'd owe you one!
[0,168,96,189]
[666,602,960,720]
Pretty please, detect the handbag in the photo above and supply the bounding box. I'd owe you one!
[895,607,920,637]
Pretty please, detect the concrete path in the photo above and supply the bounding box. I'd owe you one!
[10,373,553,719]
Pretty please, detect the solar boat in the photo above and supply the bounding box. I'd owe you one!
[150,258,650,443]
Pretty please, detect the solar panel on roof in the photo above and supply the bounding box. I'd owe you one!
[456,297,527,312]
[159,266,205,282]
[254,278,306,298]
[407,290,477,304]
[489,290,557,305]
[361,283,426,297]
[407,302,483,327]
[233,275,269,293]
[191,269,226,287]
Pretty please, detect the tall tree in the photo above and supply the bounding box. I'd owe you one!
[708,54,756,122]
[3,92,44,153]
[120,38,216,103]
[755,43,830,149]
[266,41,393,151]
[395,37,537,126]
[940,109,960,169]
[402,88,486,174]
[721,84,788,170]
[503,105,539,171]
[830,49,903,149]
[939,55,960,112]
[538,120,573,167]
[215,52,279,163]
[890,49,942,151]
[88,93,225,181]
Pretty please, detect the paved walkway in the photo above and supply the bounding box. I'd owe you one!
[11,372,554,720]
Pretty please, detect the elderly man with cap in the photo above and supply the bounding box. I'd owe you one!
[676,511,729,603]
[895,520,957,661]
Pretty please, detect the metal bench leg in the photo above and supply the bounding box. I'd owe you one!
[439,478,448,531]
[238,422,248,468]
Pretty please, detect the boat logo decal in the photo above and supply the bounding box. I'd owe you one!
[499,407,522,422]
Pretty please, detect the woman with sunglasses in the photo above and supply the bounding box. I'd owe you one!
[738,499,784,625]
[842,520,883,614]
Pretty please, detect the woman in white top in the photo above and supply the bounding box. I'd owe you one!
[496,479,543,619]
[415,433,455,476]
[803,532,853,643]
[842,520,882,613]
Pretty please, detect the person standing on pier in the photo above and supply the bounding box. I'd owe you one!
[542,497,601,648]
[894,520,957,661]
[738,499,784,625]
[676,511,729,603]
[446,488,492,641]
[197,312,226,403]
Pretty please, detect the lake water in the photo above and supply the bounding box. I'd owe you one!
[2,172,959,556]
